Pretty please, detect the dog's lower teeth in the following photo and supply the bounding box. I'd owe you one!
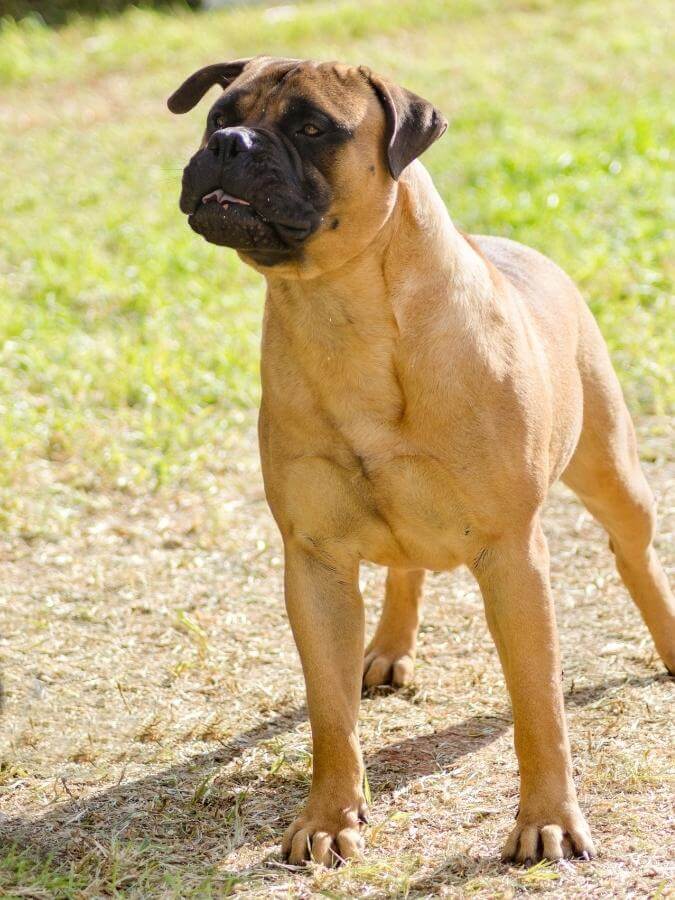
[201,188,250,206]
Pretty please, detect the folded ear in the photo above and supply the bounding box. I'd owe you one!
[167,59,252,114]
[360,68,447,180]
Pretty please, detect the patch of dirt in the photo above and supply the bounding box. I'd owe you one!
[0,419,673,897]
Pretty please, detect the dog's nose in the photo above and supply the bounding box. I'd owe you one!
[207,126,256,161]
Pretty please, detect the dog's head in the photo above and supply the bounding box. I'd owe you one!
[168,56,446,275]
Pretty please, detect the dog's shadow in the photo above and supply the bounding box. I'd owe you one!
[0,674,666,888]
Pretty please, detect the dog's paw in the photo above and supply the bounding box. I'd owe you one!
[281,802,368,867]
[501,801,595,865]
[362,646,415,689]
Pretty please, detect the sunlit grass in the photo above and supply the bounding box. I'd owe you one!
[0,0,672,501]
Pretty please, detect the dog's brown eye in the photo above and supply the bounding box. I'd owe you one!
[214,115,227,129]
[299,123,322,137]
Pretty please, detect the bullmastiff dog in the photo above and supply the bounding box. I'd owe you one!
[168,56,674,867]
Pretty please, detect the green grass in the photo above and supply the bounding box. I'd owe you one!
[0,846,90,898]
[0,0,673,508]
[0,842,249,898]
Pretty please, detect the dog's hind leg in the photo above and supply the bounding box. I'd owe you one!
[363,567,425,689]
[562,312,674,674]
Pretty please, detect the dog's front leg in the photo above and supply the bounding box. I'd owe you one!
[281,541,367,866]
[475,519,595,864]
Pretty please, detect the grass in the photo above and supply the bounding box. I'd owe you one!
[0,0,673,523]
[0,0,674,896]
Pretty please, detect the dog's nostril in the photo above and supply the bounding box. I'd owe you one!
[225,138,240,159]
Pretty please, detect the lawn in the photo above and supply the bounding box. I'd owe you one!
[0,0,673,516]
[0,0,673,896]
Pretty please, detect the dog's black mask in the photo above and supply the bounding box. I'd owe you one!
[180,121,328,266]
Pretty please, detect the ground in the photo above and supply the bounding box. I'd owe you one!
[1,419,673,898]
[1,0,674,896]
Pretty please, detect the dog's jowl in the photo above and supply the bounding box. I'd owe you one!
[169,56,675,867]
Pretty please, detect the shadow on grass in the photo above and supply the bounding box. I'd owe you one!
[0,674,667,890]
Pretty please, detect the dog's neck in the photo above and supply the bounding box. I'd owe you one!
[262,161,495,336]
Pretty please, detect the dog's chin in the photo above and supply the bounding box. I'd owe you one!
[188,201,286,250]
[187,201,306,267]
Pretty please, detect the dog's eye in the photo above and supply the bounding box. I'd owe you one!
[214,114,227,129]
[298,123,322,137]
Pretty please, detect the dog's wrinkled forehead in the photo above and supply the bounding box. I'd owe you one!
[212,58,371,129]
[169,55,448,183]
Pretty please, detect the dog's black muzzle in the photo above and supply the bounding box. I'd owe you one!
[179,126,322,258]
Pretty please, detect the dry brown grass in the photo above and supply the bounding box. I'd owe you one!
[1,417,673,898]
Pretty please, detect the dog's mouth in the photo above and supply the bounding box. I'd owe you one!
[186,183,316,258]
[200,188,251,209]
[195,187,310,237]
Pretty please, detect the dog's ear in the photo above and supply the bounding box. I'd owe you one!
[360,68,447,180]
[167,59,252,114]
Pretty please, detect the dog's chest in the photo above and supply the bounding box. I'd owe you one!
[266,408,472,570]
[353,446,469,569]
[260,309,489,569]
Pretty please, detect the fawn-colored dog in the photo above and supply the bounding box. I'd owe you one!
[169,56,674,866]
